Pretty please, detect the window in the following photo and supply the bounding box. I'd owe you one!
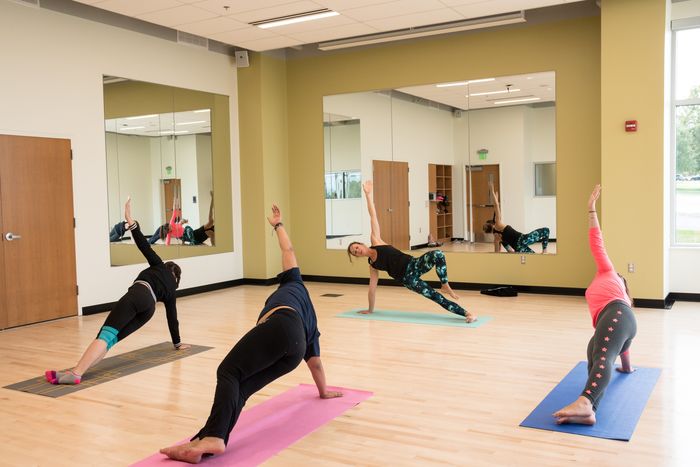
[673,23,700,244]
[535,162,556,196]
[324,170,361,199]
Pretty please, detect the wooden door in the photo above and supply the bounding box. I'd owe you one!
[162,179,181,223]
[0,135,77,328]
[466,164,500,242]
[372,160,409,250]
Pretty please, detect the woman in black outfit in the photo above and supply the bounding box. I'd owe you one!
[45,197,190,385]
[160,205,342,464]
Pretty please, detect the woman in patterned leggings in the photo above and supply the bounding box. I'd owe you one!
[553,184,637,425]
[347,181,477,323]
[483,184,550,253]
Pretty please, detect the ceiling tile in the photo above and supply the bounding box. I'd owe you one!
[193,0,322,16]
[236,35,304,51]
[137,5,219,27]
[342,0,448,22]
[90,0,183,17]
[365,8,463,30]
[231,1,326,24]
[209,27,277,43]
[176,16,249,36]
[313,0,395,10]
[288,22,379,43]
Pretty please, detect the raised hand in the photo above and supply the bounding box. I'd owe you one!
[267,204,282,227]
[589,184,601,210]
[362,180,373,195]
[124,196,134,225]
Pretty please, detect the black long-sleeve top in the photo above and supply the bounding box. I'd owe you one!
[129,222,181,346]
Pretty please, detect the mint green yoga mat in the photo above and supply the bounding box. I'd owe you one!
[337,309,491,328]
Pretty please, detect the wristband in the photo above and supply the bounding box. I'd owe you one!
[274,222,283,231]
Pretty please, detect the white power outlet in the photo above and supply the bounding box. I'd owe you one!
[628,262,635,273]
[520,255,526,264]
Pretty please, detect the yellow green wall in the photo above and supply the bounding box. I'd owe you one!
[601,0,668,300]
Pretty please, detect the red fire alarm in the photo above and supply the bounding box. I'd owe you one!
[625,120,638,132]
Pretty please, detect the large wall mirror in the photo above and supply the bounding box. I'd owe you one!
[322,71,556,254]
[104,76,233,265]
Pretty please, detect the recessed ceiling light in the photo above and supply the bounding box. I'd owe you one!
[494,97,541,105]
[176,120,207,126]
[125,114,157,120]
[469,88,520,97]
[436,78,495,88]
[252,9,339,29]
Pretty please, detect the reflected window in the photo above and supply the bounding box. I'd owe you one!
[535,162,556,196]
[325,171,361,199]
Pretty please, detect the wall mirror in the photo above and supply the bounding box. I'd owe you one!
[322,71,556,254]
[104,76,232,265]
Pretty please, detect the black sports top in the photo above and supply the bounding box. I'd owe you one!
[494,225,522,250]
[131,222,181,346]
[258,267,321,361]
[368,245,412,281]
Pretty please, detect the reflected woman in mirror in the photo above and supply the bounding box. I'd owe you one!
[183,191,215,246]
[160,205,342,463]
[148,222,171,245]
[483,183,550,253]
[347,181,477,323]
[165,194,187,245]
[45,197,190,385]
[553,184,637,425]
[109,220,128,242]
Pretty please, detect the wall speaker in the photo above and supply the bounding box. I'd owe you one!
[235,50,249,68]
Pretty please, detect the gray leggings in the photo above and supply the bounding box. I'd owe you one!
[582,300,637,410]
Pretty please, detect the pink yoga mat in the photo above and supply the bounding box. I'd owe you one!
[132,384,372,466]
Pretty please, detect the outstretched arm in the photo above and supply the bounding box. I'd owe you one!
[207,191,215,225]
[306,357,342,399]
[125,197,163,266]
[363,181,386,246]
[587,184,614,273]
[267,204,297,271]
[490,184,503,225]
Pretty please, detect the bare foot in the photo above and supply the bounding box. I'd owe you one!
[616,366,636,373]
[440,284,459,300]
[357,310,373,315]
[465,312,477,323]
[160,437,225,464]
[553,396,596,425]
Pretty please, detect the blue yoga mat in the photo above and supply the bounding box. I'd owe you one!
[520,361,661,441]
[337,309,491,328]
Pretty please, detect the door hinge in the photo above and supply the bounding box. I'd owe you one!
[76,285,79,295]
[73,218,76,228]
[70,149,73,160]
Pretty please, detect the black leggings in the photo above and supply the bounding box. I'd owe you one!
[101,284,156,342]
[194,308,306,444]
[582,300,637,410]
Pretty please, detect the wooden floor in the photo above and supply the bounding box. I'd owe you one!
[0,282,694,466]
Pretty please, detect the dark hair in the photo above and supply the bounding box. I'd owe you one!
[165,261,181,288]
[483,219,495,234]
[347,242,362,263]
[160,223,171,241]
[617,273,630,299]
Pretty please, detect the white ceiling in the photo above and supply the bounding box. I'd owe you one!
[74,0,585,52]
[397,71,555,110]
[105,109,211,137]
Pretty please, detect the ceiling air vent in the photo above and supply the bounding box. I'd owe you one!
[177,31,209,49]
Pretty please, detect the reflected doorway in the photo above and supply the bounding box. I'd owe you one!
[466,164,500,243]
[373,160,409,250]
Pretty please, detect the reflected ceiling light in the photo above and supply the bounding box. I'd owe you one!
[194,109,210,113]
[252,9,339,29]
[469,88,520,97]
[119,126,145,131]
[494,97,540,105]
[176,120,207,125]
[319,11,524,51]
[125,114,157,120]
[437,78,495,88]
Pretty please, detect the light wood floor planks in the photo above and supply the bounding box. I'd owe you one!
[0,282,694,466]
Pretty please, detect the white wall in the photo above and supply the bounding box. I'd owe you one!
[669,0,700,293]
[0,1,243,310]
[196,135,213,224]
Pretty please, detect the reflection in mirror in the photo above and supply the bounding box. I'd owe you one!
[104,77,216,266]
[322,71,556,253]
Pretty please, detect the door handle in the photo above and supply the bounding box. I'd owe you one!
[5,232,21,241]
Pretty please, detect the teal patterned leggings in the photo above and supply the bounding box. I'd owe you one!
[514,227,550,253]
[401,250,466,317]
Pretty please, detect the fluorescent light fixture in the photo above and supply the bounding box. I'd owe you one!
[161,130,189,135]
[437,78,495,88]
[494,97,540,105]
[194,109,210,113]
[319,11,524,51]
[125,114,157,120]
[176,120,207,126]
[469,88,520,97]
[119,126,145,131]
[252,9,339,29]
